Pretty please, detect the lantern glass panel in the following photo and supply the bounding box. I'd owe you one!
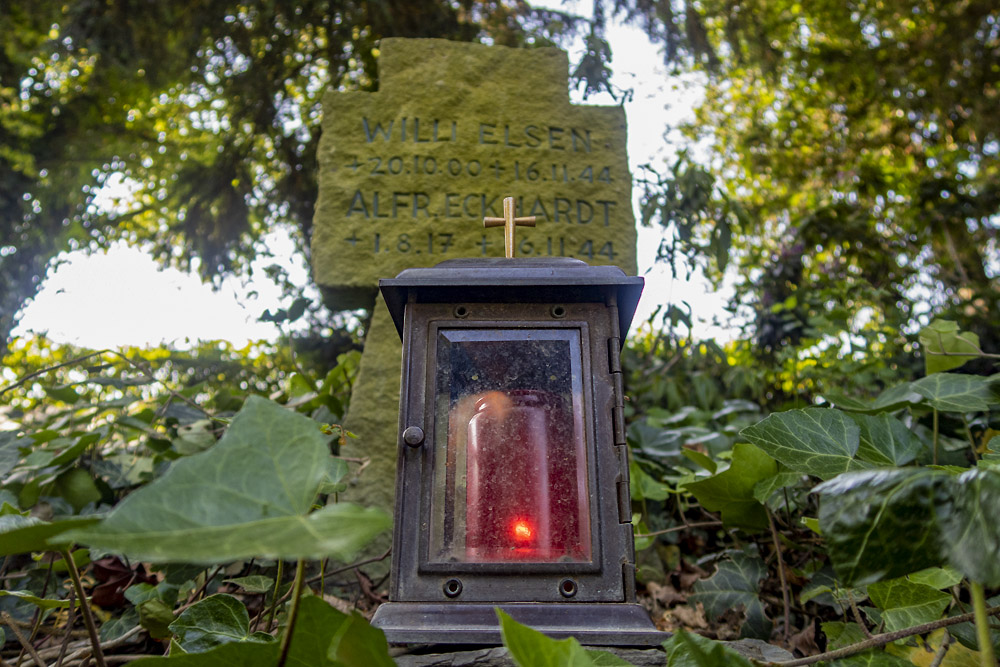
[430,328,591,564]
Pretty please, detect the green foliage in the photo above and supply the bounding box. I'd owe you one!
[627,318,999,664]
[868,578,952,633]
[630,0,1000,375]
[66,396,390,563]
[0,336,398,664]
[741,408,872,480]
[817,468,1000,587]
[497,610,632,667]
[168,595,275,653]
[689,553,771,639]
[0,0,593,344]
[661,629,753,667]
[919,320,983,375]
[683,443,775,531]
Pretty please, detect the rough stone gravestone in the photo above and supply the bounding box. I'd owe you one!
[311,38,638,556]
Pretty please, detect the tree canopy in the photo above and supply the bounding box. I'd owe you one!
[633,0,998,377]
[0,0,588,345]
[3,0,997,379]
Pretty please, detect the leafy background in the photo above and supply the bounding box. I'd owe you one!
[2,0,999,665]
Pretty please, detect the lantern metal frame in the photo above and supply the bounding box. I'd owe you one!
[371,256,664,645]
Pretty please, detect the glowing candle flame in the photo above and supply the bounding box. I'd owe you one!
[512,519,533,542]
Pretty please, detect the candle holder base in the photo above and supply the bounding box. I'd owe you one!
[371,601,668,646]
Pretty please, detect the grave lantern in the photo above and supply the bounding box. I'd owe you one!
[370,198,663,645]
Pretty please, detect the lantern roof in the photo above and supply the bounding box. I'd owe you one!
[379,257,644,341]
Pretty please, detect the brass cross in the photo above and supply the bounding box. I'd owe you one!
[483,196,536,258]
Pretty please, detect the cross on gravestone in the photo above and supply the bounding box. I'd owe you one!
[310,39,638,555]
[483,197,536,258]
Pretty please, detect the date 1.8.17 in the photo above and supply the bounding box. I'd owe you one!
[344,231,616,260]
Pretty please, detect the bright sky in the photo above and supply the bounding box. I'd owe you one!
[13,7,731,349]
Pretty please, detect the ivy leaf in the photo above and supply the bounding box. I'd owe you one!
[100,607,140,642]
[940,469,1000,586]
[919,320,981,375]
[684,443,776,530]
[130,597,394,666]
[661,628,754,666]
[823,383,923,415]
[0,431,22,478]
[497,609,629,666]
[850,413,921,467]
[223,576,274,594]
[890,628,985,665]
[689,553,771,639]
[910,374,998,412]
[0,514,101,555]
[752,472,802,505]
[815,469,951,586]
[818,468,1000,588]
[680,448,717,473]
[139,598,178,640]
[0,590,76,608]
[327,609,395,667]
[868,577,951,632]
[906,567,963,590]
[740,408,871,480]
[821,621,867,650]
[65,396,390,563]
[68,499,388,564]
[169,594,275,653]
[629,460,670,502]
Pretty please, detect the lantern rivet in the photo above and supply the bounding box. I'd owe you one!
[559,578,578,598]
[550,305,567,318]
[443,578,463,598]
[402,426,425,447]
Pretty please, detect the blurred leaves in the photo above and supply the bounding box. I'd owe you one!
[689,553,771,639]
[66,396,390,563]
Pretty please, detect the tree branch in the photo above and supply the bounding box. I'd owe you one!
[773,604,1000,667]
[634,520,723,538]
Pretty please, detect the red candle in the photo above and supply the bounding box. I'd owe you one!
[465,389,590,562]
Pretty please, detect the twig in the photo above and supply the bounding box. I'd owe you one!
[773,604,1000,666]
[767,509,791,644]
[99,656,161,665]
[112,353,217,421]
[338,456,371,478]
[0,612,46,667]
[926,348,1000,359]
[634,520,723,538]
[56,589,77,667]
[184,566,221,607]
[847,590,873,640]
[62,549,107,667]
[14,625,143,667]
[961,416,980,462]
[929,629,949,667]
[275,559,306,667]
[264,560,285,633]
[0,351,110,395]
[304,547,392,585]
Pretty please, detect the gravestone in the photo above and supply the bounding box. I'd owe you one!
[311,38,638,552]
